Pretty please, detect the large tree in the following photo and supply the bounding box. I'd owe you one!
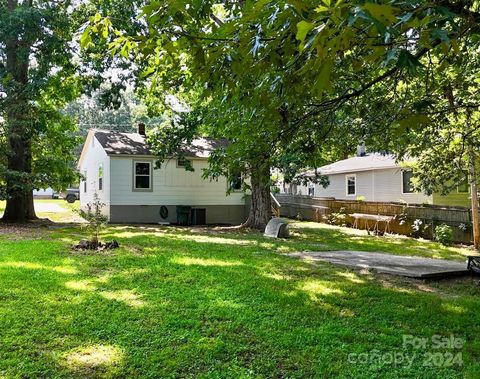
[90,0,479,229]
[0,0,142,223]
[0,0,82,222]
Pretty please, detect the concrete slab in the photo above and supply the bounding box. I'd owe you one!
[287,251,470,279]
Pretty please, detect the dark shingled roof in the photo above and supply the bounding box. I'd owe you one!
[93,130,227,158]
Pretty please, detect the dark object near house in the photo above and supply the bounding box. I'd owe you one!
[159,205,169,219]
[264,218,290,238]
[467,256,480,275]
[191,208,207,225]
[176,205,192,225]
[63,188,80,203]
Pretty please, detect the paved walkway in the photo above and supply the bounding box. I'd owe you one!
[288,251,470,278]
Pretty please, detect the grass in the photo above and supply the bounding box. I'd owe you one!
[0,199,81,222]
[0,217,479,377]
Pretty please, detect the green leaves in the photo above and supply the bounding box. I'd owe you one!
[363,3,398,24]
[396,50,423,75]
[296,20,314,47]
[80,27,93,49]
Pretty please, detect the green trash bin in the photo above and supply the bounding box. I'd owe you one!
[176,206,191,226]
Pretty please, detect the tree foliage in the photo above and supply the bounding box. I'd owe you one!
[88,0,480,228]
[0,0,144,222]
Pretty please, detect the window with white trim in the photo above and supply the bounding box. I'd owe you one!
[134,161,152,190]
[83,170,87,193]
[346,175,356,195]
[98,164,103,191]
[402,171,414,193]
[177,158,191,168]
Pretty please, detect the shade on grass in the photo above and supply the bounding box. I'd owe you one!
[0,222,479,378]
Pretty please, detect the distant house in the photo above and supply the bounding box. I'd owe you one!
[77,127,246,224]
[280,152,470,208]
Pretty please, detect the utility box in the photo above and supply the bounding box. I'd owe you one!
[191,208,207,225]
[176,206,192,226]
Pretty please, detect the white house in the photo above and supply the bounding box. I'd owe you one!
[280,152,470,207]
[77,127,247,224]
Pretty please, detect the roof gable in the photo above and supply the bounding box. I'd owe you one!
[92,129,227,158]
[319,153,398,175]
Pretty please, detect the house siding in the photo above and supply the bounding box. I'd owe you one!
[78,134,110,218]
[107,156,246,224]
[310,168,432,204]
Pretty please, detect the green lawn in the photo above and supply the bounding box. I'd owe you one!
[0,199,81,222]
[0,221,479,378]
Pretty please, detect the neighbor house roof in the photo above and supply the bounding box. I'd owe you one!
[92,129,227,158]
[303,153,400,176]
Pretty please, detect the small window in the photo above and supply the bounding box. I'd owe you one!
[346,175,356,195]
[308,185,315,196]
[134,161,152,190]
[83,171,87,193]
[98,164,103,191]
[458,177,469,193]
[177,158,191,168]
[402,171,414,193]
[230,173,242,191]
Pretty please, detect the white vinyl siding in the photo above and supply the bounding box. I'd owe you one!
[312,168,431,204]
[78,133,110,217]
[110,157,244,206]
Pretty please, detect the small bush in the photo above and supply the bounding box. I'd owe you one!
[324,207,349,227]
[76,193,108,248]
[411,218,430,238]
[435,224,453,246]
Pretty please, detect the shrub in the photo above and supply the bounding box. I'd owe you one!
[411,218,430,238]
[435,224,453,246]
[77,193,108,247]
[324,207,349,227]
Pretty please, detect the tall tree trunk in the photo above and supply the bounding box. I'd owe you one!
[468,149,480,250]
[1,0,37,223]
[243,162,272,231]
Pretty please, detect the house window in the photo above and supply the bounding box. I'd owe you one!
[98,164,103,191]
[177,158,191,168]
[229,173,242,191]
[134,161,152,190]
[308,185,315,196]
[458,176,469,193]
[83,170,87,193]
[346,175,356,195]
[402,170,414,193]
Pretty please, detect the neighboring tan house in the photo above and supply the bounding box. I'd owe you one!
[280,152,470,208]
[77,127,246,224]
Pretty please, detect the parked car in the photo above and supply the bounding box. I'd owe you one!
[62,188,80,203]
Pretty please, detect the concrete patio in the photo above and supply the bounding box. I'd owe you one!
[288,250,471,279]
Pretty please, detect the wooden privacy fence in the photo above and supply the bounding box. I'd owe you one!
[275,194,474,244]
